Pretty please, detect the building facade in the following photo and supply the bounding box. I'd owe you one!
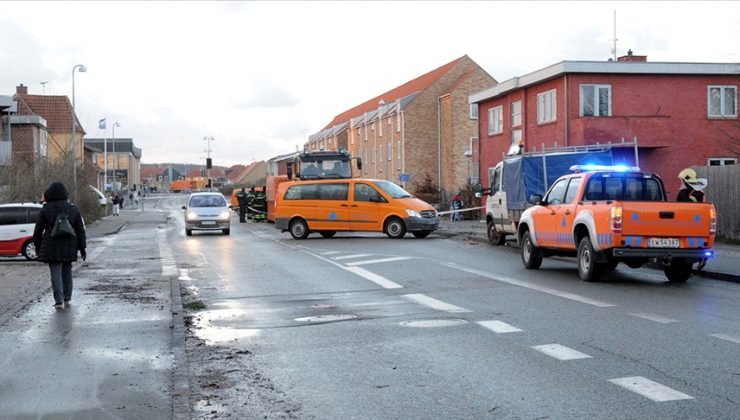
[470,53,740,196]
[84,138,142,191]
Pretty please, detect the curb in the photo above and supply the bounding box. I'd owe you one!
[170,276,191,420]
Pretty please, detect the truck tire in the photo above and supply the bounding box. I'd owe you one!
[521,230,542,269]
[289,218,309,239]
[385,217,406,239]
[577,236,604,282]
[664,259,692,283]
[487,221,506,245]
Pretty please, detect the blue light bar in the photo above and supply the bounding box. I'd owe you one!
[703,250,715,259]
[570,164,641,172]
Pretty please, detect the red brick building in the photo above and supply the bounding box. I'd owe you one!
[470,53,740,197]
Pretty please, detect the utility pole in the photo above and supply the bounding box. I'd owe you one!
[203,136,214,189]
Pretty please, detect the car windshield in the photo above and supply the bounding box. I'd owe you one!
[189,195,226,207]
[373,180,412,198]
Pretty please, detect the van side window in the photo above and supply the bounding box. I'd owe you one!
[26,208,41,224]
[0,207,22,225]
[354,183,386,203]
[318,183,349,200]
[285,184,318,200]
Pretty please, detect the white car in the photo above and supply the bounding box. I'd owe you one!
[0,202,42,260]
[182,192,231,236]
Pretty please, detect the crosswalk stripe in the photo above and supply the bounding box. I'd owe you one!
[477,320,523,333]
[710,333,740,344]
[630,313,682,324]
[345,257,410,266]
[320,251,342,255]
[609,376,694,402]
[343,267,403,289]
[401,294,472,313]
[532,344,591,360]
[332,254,373,260]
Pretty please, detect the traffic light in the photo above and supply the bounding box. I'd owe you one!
[206,158,212,169]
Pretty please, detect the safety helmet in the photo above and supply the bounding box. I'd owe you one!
[678,168,698,183]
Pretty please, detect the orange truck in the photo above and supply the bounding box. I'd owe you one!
[517,165,716,283]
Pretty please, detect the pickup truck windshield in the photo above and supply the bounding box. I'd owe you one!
[584,173,664,201]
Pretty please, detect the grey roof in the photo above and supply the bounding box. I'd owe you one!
[0,95,17,112]
[84,138,142,159]
[470,60,740,104]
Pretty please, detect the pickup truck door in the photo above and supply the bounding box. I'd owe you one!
[532,178,570,248]
[550,177,582,250]
[489,165,507,230]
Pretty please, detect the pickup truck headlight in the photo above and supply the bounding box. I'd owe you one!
[405,209,421,218]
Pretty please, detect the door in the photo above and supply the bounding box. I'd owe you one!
[0,207,25,254]
[489,164,508,230]
[531,178,569,248]
[550,177,582,250]
[311,183,350,231]
[349,182,387,232]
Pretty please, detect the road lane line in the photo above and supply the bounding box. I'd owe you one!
[345,257,410,266]
[344,267,403,289]
[532,344,592,360]
[402,294,472,313]
[332,254,373,260]
[630,313,682,324]
[608,377,694,402]
[710,333,740,344]
[320,251,342,255]
[477,320,523,333]
[441,262,616,308]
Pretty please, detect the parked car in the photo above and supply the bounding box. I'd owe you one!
[88,185,107,207]
[0,202,43,260]
[182,192,231,236]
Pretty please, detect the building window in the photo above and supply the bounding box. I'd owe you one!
[580,84,612,117]
[387,142,391,161]
[708,157,736,165]
[507,129,522,155]
[396,110,401,132]
[371,122,375,131]
[488,106,503,135]
[364,124,368,141]
[537,89,557,124]
[372,145,375,164]
[470,103,478,120]
[379,118,382,137]
[379,145,383,171]
[511,101,522,127]
[397,140,401,169]
[708,86,737,118]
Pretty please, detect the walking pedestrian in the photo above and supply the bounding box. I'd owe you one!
[236,188,248,223]
[33,181,87,309]
[112,194,120,216]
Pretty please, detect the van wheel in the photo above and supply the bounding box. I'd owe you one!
[186,229,192,236]
[319,231,336,238]
[385,217,406,239]
[577,236,604,282]
[664,258,692,283]
[521,230,542,269]
[289,218,309,239]
[22,240,37,261]
[487,221,506,245]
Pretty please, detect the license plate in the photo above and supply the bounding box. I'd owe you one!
[202,221,216,226]
[648,238,679,248]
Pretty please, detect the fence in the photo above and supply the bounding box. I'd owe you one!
[694,165,740,241]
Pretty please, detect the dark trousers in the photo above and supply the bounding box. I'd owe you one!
[239,205,246,222]
[49,262,73,304]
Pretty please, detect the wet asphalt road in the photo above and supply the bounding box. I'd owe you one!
[162,195,740,419]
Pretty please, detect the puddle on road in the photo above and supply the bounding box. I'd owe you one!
[190,306,260,345]
[399,319,468,328]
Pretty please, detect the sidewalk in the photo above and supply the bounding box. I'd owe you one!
[436,218,740,282]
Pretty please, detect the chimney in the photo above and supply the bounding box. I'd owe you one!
[16,84,28,95]
[617,49,647,62]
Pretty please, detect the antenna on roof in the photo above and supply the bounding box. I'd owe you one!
[610,10,618,61]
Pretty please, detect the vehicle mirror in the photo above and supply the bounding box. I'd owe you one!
[356,157,362,171]
[473,183,483,193]
[475,192,482,199]
[529,194,543,205]
[181,205,186,210]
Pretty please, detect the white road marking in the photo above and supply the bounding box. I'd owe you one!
[320,251,342,255]
[345,256,410,266]
[710,333,740,344]
[477,320,523,333]
[332,253,373,260]
[344,267,403,289]
[442,262,616,308]
[609,376,694,402]
[402,294,472,313]
[630,313,682,324]
[532,344,592,360]
[158,230,177,277]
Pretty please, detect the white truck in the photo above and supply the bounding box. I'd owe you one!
[477,141,638,245]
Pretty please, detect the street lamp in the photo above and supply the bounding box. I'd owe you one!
[112,121,120,191]
[203,136,214,189]
[71,63,87,201]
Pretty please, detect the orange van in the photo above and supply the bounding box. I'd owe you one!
[274,179,438,239]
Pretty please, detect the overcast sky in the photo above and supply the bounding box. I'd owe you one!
[2,1,738,166]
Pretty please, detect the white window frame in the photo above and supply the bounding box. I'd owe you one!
[397,140,401,169]
[537,89,557,124]
[470,103,479,120]
[487,106,503,135]
[511,100,522,127]
[372,145,376,164]
[580,84,612,117]
[708,85,737,118]
[379,145,383,171]
[708,157,737,166]
[387,142,391,161]
[371,122,375,131]
[379,118,382,137]
[396,111,401,132]
[364,124,368,141]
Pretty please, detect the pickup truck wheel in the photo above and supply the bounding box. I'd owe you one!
[487,221,506,245]
[289,219,310,239]
[577,237,605,282]
[664,259,692,283]
[521,231,542,269]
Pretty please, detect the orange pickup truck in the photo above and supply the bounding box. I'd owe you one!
[518,166,716,283]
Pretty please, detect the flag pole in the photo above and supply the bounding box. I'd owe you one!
[102,117,107,193]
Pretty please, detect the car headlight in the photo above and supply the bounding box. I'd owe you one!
[219,211,230,220]
[186,211,199,220]
[405,209,421,218]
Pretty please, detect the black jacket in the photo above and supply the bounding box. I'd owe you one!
[33,182,87,262]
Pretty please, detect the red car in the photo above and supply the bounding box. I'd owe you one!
[0,202,42,260]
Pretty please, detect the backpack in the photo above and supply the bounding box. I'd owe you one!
[51,211,76,239]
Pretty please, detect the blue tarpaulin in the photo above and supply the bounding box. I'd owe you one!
[504,150,614,210]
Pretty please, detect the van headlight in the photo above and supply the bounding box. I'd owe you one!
[405,209,421,218]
